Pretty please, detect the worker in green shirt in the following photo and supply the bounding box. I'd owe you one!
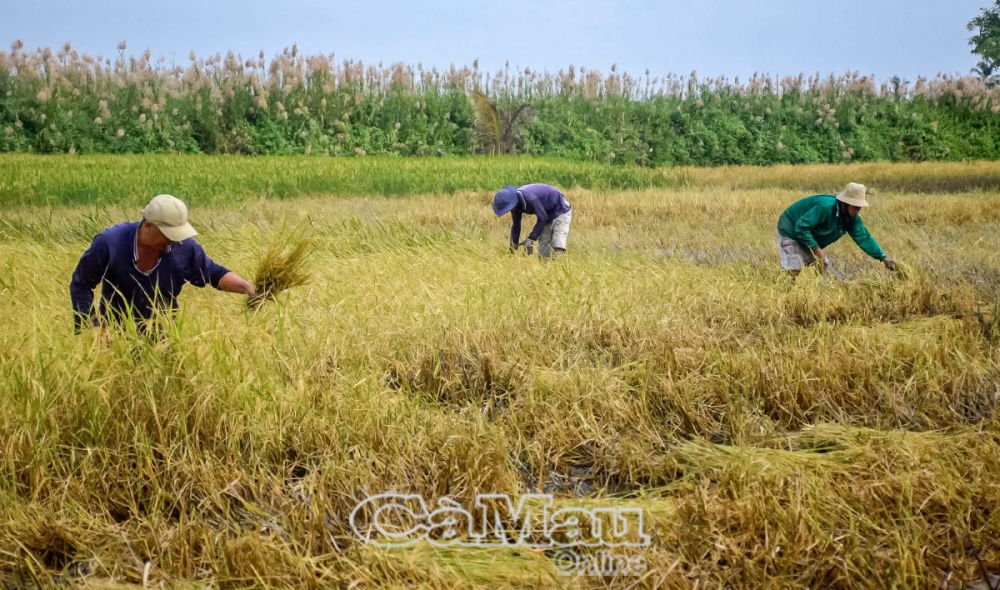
[777,183,896,275]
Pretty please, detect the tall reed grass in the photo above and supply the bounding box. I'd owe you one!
[2,42,998,164]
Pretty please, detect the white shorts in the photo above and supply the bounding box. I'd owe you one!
[538,209,572,257]
[777,232,828,270]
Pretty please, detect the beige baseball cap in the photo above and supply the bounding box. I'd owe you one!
[141,194,197,242]
[836,182,871,208]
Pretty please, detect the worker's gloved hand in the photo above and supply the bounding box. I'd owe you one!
[882,257,897,271]
[520,239,535,256]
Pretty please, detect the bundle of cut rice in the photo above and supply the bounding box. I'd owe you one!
[892,260,914,280]
[250,239,311,309]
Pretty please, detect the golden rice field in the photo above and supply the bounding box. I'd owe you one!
[1,157,999,588]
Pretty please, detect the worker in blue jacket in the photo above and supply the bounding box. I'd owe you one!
[70,194,256,331]
[492,183,572,258]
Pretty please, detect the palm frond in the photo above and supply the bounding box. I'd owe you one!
[469,90,502,155]
[501,104,535,152]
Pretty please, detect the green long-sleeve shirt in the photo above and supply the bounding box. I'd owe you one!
[777,195,887,260]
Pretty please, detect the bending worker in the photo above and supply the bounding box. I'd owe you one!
[492,183,572,258]
[70,194,256,331]
[777,182,896,275]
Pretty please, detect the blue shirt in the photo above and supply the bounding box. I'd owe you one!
[510,183,572,245]
[70,221,230,329]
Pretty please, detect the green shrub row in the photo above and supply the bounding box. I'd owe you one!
[2,46,997,165]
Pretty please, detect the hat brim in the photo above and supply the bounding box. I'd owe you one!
[493,186,519,216]
[836,192,870,208]
[156,222,198,242]
[493,202,517,217]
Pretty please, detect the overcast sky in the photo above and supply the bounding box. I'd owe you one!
[1,0,988,81]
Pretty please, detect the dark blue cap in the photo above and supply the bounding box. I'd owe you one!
[492,186,519,216]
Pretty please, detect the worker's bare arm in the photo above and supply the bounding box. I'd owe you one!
[218,272,256,296]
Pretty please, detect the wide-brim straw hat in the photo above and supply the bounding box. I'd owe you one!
[836,182,871,208]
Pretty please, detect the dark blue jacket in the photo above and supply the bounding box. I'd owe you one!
[510,184,572,245]
[70,221,230,329]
